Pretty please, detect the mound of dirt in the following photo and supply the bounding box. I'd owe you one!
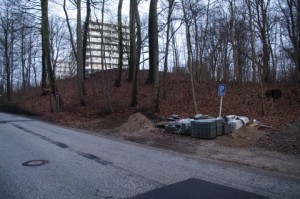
[117,112,155,133]
[217,126,266,148]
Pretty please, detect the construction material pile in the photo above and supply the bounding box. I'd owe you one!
[165,114,249,139]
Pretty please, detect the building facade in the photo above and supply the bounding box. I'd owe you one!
[85,21,130,73]
[55,22,129,79]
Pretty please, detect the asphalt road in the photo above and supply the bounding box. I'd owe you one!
[0,112,299,199]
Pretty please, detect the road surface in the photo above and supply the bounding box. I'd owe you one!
[0,112,299,199]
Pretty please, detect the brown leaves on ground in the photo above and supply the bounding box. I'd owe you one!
[8,69,299,129]
[1,69,300,155]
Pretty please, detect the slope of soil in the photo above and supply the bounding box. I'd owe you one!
[1,69,300,176]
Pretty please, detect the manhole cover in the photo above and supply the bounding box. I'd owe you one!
[22,160,49,167]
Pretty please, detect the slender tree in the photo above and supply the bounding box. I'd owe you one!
[76,0,86,106]
[163,0,175,99]
[280,0,300,83]
[228,0,240,82]
[245,0,265,115]
[115,0,124,87]
[41,28,47,95]
[82,0,91,79]
[182,0,198,114]
[41,0,63,109]
[128,0,136,82]
[131,0,141,107]
[254,0,271,82]
[149,0,160,111]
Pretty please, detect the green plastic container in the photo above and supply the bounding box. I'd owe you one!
[191,119,217,139]
[222,122,231,135]
[215,118,224,136]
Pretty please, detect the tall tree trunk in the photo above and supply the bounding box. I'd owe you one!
[171,24,179,72]
[41,29,48,95]
[63,0,77,60]
[9,24,14,99]
[82,0,90,80]
[256,0,270,83]
[115,0,123,87]
[229,0,240,82]
[163,0,174,99]
[100,0,113,113]
[131,0,141,107]
[128,0,136,82]
[182,0,198,114]
[41,0,63,109]
[149,0,159,111]
[4,28,11,100]
[246,0,265,115]
[28,37,33,88]
[21,27,26,90]
[223,42,230,82]
[76,0,86,106]
[297,0,300,83]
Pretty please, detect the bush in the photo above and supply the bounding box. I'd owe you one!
[0,104,37,116]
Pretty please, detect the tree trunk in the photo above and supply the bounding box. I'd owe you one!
[115,0,123,87]
[131,0,141,107]
[128,0,136,82]
[76,0,86,106]
[63,0,77,60]
[41,29,48,95]
[246,0,265,115]
[21,27,26,90]
[182,0,198,114]
[163,0,174,99]
[4,29,11,100]
[256,0,271,83]
[149,0,159,112]
[41,0,63,109]
[297,0,300,83]
[229,0,240,82]
[100,0,113,113]
[82,0,91,80]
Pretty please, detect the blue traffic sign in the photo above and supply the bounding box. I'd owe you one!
[218,84,226,96]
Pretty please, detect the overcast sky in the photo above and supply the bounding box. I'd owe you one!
[50,0,150,25]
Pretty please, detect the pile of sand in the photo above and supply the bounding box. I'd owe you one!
[217,126,265,147]
[117,112,155,133]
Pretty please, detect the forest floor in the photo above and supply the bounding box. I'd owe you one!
[1,69,300,177]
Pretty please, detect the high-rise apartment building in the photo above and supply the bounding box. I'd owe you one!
[85,21,130,73]
[55,22,129,79]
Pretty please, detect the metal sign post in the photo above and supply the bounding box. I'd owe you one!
[218,84,226,118]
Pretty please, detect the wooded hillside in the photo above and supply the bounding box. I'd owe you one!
[1,69,299,129]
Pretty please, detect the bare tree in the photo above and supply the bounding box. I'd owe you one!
[82,0,91,79]
[128,0,136,82]
[245,0,265,115]
[228,0,240,82]
[149,0,160,111]
[0,10,12,100]
[279,0,300,83]
[49,16,68,78]
[76,0,86,106]
[163,0,175,99]
[41,0,63,109]
[254,0,271,83]
[131,0,142,107]
[114,0,124,87]
[182,0,198,114]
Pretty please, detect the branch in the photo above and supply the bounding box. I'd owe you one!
[63,0,77,59]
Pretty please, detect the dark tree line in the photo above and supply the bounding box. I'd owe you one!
[0,0,299,113]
